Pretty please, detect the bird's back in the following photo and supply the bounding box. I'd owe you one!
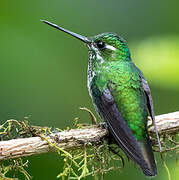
[89,61,157,176]
[109,61,148,141]
[91,61,148,140]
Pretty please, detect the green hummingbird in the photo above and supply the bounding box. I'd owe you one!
[41,20,161,177]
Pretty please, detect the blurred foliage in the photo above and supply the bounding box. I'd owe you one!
[0,159,31,180]
[0,0,179,179]
[131,36,179,90]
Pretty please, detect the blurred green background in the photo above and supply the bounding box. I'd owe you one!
[1,0,179,179]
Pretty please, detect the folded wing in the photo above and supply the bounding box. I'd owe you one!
[95,87,157,176]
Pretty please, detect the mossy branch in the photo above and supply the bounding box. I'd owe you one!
[0,111,179,161]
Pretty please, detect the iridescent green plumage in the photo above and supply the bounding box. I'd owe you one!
[42,20,161,177]
[92,60,148,140]
[88,33,148,140]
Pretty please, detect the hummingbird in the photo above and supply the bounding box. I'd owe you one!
[41,20,161,177]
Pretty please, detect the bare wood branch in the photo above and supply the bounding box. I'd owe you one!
[0,126,107,160]
[0,111,179,161]
[148,111,179,134]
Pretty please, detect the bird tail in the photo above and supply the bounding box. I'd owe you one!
[137,139,157,177]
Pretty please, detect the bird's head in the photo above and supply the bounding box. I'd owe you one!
[89,32,131,62]
[41,20,131,62]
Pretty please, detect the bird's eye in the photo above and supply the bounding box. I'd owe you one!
[96,41,106,50]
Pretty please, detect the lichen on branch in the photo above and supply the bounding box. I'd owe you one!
[0,111,179,179]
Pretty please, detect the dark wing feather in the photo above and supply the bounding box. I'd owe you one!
[140,74,162,152]
[96,87,153,173]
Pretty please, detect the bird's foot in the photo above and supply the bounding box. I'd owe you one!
[99,122,108,129]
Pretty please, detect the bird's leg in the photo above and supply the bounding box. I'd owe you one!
[147,117,153,129]
[99,122,108,129]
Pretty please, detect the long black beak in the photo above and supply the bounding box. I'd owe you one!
[41,20,90,44]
